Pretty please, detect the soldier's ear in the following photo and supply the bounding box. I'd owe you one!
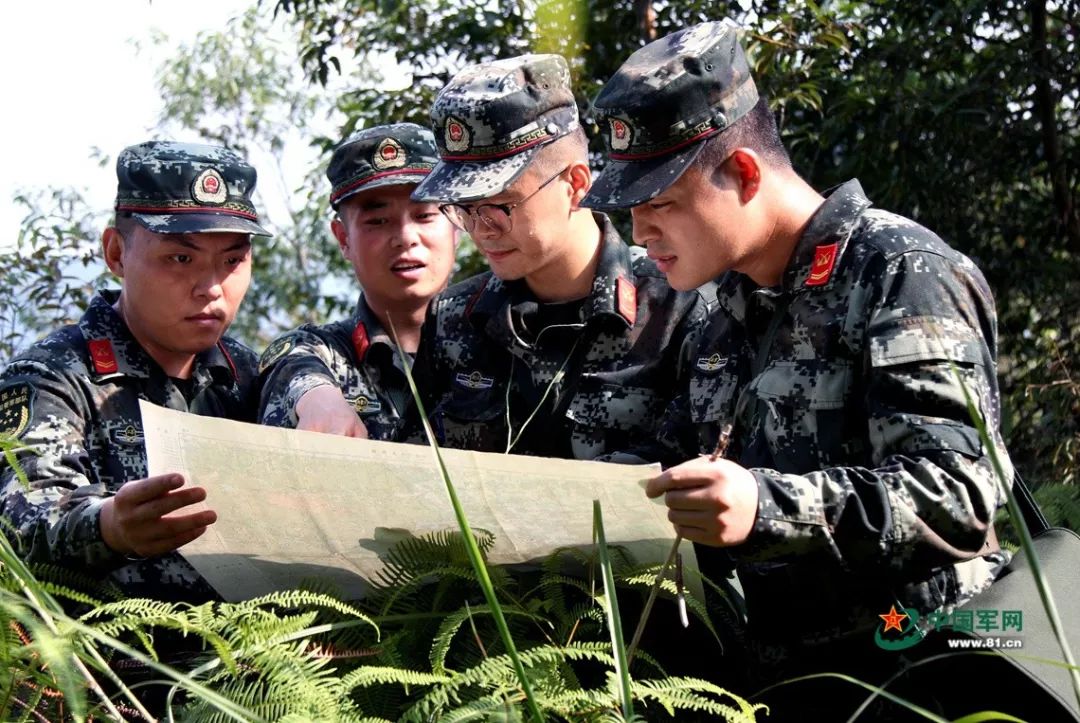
[566,160,592,209]
[102,227,125,277]
[728,148,762,204]
[330,216,349,254]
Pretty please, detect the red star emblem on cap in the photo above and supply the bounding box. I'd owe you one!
[202,175,220,194]
[879,605,910,633]
[448,121,463,142]
[381,145,397,160]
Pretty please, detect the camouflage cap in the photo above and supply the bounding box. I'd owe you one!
[582,19,759,210]
[411,54,580,203]
[114,141,270,235]
[327,123,439,209]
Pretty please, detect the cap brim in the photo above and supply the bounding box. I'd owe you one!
[411,150,536,203]
[332,170,429,209]
[581,141,705,211]
[132,211,271,236]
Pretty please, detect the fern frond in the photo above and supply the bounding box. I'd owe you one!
[403,642,617,721]
[80,597,185,624]
[429,604,546,675]
[618,571,718,641]
[437,690,526,723]
[238,589,374,627]
[376,565,488,614]
[340,665,450,690]
[630,676,763,722]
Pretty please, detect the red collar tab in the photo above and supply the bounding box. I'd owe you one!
[216,341,238,380]
[806,242,839,287]
[464,287,484,319]
[352,322,370,362]
[616,277,637,326]
[88,339,119,374]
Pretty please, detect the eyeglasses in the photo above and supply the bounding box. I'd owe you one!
[439,166,569,237]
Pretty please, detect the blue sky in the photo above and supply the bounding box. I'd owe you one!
[0,0,253,250]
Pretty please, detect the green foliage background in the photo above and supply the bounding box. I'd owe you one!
[2,1,1077,504]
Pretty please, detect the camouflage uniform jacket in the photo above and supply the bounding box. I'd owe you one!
[662,180,1012,669]
[257,294,411,441]
[0,290,257,602]
[409,214,714,460]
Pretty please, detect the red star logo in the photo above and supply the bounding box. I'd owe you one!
[879,605,910,633]
[382,145,397,159]
[448,122,463,142]
[203,175,220,194]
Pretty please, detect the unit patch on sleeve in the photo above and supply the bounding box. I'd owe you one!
[0,382,36,438]
[259,337,295,373]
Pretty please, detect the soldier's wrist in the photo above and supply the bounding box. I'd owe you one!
[98,497,137,558]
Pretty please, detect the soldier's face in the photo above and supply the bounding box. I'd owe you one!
[107,224,252,367]
[466,165,574,286]
[333,184,457,312]
[630,164,754,291]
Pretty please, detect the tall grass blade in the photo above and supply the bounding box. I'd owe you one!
[593,500,634,719]
[953,364,1080,709]
[389,319,544,722]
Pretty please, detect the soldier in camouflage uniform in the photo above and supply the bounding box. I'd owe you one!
[0,141,268,604]
[407,54,713,460]
[257,124,457,440]
[584,20,1014,719]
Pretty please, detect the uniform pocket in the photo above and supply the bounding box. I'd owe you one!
[564,383,663,433]
[753,361,858,469]
[688,371,740,424]
[430,387,506,451]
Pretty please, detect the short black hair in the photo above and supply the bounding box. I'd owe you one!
[113,212,141,240]
[526,127,589,180]
[692,97,792,178]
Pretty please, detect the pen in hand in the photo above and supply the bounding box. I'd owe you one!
[629,421,737,661]
[674,422,734,628]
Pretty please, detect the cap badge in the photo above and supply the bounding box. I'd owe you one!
[372,137,407,170]
[192,167,228,205]
[806,242,839,287]
[609,118,632,152]
[445,116,471,153]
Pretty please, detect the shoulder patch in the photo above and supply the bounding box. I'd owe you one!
[259,336,294,374]
[0,382,36,438]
